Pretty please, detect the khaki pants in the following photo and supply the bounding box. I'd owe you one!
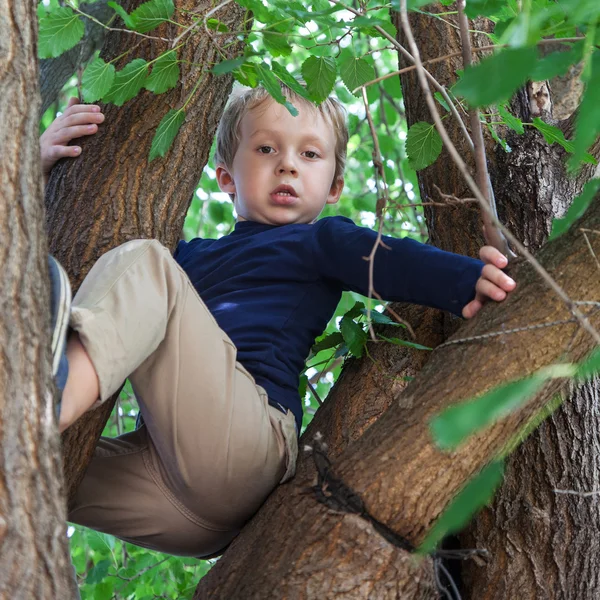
[67,240,298,557]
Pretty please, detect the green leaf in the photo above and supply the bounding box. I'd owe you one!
[340,318,367,358]
[549,178,600,240]
[263,31,293,57]
[149,108,185,162]
[464,0,510,19]
[497,104,524,134]
[405,122,443,171]
[130,0,175,33]
[255,62,298,116]
[576,347,600,381]
[338,54,375,95]
[206,18,229,32]
[38,6,84,59]
[301,56,337,104]
[418,461,505,554]
[271,61,313,102]
[103,59,149,106]
[107,1,136,29]
[212,56,248,75]
[454,47,538,107]
[86,559,111,585]
[312,332,344,354]
[571,52,600,167]
[430,374,546,450]
[145,50,180,94]
[81,57,116,103]
[378,335,431,351]
[360,308,405,327]
[343,301,365,320]
[531,43,584,81]
[532,117,576,152]
[234,62,259,88]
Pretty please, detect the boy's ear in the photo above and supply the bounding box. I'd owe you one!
[216,164,236,196]
[326,176,344,205]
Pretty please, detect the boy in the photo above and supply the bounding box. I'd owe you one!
[42,86,515,558]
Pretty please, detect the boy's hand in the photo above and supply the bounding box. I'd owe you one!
[40,97,104,181]
[462,246,516,319]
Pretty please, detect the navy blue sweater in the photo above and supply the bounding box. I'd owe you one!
[174,216,484,430]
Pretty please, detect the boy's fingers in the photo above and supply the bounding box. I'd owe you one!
[53,123,100,144]
[61,111,104,129]
[67,96,79,108]
[481,264,516,291]
[46,144,81,163]
[62,104,102,118]
[476,278,506,302]
[480,245,508,268]
[462,298,482,319]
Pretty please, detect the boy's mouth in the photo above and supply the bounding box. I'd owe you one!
[271,184,298,205]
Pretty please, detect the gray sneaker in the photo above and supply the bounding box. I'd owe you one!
[48,256,71,417]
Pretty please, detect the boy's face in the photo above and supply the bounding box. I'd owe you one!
[216,98,344,225]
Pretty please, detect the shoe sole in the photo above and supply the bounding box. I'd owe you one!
[50,260,72,376]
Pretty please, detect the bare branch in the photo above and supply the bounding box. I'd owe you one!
[456,0,511,257]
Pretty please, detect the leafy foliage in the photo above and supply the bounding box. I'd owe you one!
[81,57,116,103]
[103,59,149,106]
[405,122,443,170]
[149,109,186,161]
[38,6,84,58]
[145,50,180,94]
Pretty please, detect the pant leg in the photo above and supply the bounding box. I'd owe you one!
[68,240,298,555]
[68,427,239,557]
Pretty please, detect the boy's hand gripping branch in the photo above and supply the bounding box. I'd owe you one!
[462,246,516,319]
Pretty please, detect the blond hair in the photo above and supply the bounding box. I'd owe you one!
[215,84,348,183]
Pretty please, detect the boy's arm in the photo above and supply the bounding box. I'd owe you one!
[40,97,104,186]
[313,217,514,317]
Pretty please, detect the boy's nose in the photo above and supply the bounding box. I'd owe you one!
[276,152,298,175]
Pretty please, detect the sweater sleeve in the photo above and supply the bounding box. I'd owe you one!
[312,217,484,317]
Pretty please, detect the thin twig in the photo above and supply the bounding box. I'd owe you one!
[398,0,600,346]
[307,380,323,406]
[329,0,474,153]
[554,488,600,497]
[581,231,600,273]
[361,86,393,341]
[456,1,510,257]
[172,0,233,48]
[67,1,172,42]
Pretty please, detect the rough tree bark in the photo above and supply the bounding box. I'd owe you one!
[0,1,77,598]
[44,0,248,503]
[39,0,111,115]
[391,7,600,598]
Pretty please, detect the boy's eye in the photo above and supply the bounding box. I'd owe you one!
[258,146,273,154]
[303,151,319,159]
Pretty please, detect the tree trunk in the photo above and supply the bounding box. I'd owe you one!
[39,0,112,115]
[44,0,247,503]
[392,7,600,599]
[0,2,77,597]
